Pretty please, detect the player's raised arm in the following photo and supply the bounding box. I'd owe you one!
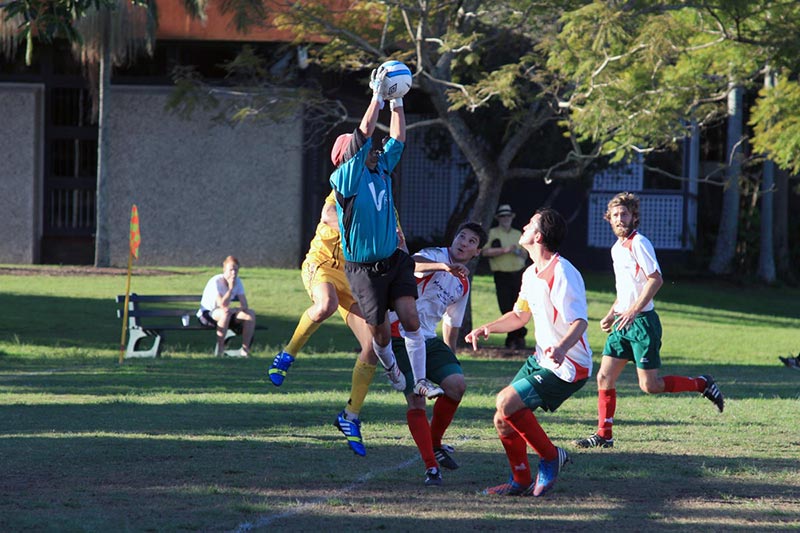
[389,97,406,143]
[359,68,387,138]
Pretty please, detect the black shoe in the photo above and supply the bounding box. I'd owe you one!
[434,444,459,470]
[424,467,442,486]
[779,355,800,370]
[572,433,614,448]
[699,375,724,413]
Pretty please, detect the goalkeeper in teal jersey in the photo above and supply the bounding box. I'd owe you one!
[328,66,442,401]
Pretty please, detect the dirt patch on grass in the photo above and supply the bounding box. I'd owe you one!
[0,266,185,277]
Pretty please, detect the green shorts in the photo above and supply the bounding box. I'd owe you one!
[393,336,462,395]
[510,357,587,413]
[603,309,662,370]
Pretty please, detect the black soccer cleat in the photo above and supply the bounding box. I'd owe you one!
[434,444,459,470]
[572,433,614,449]
[699,374,724,413]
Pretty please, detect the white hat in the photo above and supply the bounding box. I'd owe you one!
[495,204,515,217]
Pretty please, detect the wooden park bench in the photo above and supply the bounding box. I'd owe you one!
[115,293,266,359]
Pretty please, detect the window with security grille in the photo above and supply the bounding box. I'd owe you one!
[592,154,643,191]
[398,120,470,240]
[589,154,686,250]
[588,193,684,250]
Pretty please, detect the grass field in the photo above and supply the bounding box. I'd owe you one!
[1,266,799,532]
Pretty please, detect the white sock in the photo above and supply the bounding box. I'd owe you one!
[403,328,426,383]
[372,338,396,370]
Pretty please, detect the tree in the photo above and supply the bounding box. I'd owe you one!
[543,1,800,277]
[187,1,800,273]
[173,0,596,230]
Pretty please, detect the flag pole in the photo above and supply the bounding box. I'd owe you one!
[119,248,133,365]
[119,205,140,364]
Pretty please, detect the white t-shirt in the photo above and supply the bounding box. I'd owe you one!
[392,247,470,340]
[198,274,246,316]
[513,254,592,382]
[611,230,661,314]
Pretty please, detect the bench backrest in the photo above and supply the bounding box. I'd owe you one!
[115,293,241,327]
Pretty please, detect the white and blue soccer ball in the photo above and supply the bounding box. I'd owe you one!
[379,60,413,100]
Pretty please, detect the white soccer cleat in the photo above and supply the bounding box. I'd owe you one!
[384,362,406,391]
[413,378,444,399]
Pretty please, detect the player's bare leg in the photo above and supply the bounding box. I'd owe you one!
[236,308,256,356]
[211,307,232,357]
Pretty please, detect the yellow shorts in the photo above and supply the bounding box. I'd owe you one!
[301,258,356,322]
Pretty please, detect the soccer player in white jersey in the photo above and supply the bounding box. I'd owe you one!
[387,222,488,486]
[466,208,592,497]
[573,192,724,450]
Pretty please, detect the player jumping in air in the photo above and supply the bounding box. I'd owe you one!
[328,66,442,401]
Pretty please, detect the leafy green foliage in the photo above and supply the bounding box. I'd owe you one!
[750,77,800,175]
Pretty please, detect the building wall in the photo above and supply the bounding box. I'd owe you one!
[0,83,43,264]
[106,85,304,267]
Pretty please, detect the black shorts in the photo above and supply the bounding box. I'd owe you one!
[199,309,244,334]
[345,249,418,326]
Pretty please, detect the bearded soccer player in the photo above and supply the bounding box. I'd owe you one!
[389,222,487,486]
[572,192,724,450]
[466,208,592,497]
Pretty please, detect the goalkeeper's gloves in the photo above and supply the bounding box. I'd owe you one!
[390,97,404,111]
[370,67,387,109]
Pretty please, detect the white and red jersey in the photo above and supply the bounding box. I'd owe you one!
[611,230,661,314]
[513,254,592,383]
[391,246,470,340]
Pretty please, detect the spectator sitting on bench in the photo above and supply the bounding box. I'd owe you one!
[198,255,256,357]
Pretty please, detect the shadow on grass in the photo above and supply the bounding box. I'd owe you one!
[1,431,798,532]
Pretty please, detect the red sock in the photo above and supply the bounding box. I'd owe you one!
[430,394,460,449]
[662,376,704,393]
[597,388,616,440]
[504,409,557,461]
[406,409,437,469]
[498,430,531,485]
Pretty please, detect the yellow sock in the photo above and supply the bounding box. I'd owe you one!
[284,312,322,356]
[345,360,377,417]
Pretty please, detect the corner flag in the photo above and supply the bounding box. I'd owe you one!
[130,205,141,259]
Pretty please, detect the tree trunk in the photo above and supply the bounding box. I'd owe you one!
[94,36,111,267]
[420,77,507,228]
[773,168,793,281]
[709,83,743,274]
[686,119,699,248]
[757,70,776,283]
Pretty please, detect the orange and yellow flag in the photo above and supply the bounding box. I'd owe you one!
[130,205,141,259]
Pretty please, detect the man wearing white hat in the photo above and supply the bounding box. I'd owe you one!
[482,204,527,349]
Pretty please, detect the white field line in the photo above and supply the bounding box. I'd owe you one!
[232,454,420,532]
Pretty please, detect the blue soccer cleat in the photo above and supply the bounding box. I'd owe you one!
[481,476,534,496]
[334,411,366,457]
[268,351,295,386]
[533,447,570,497]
